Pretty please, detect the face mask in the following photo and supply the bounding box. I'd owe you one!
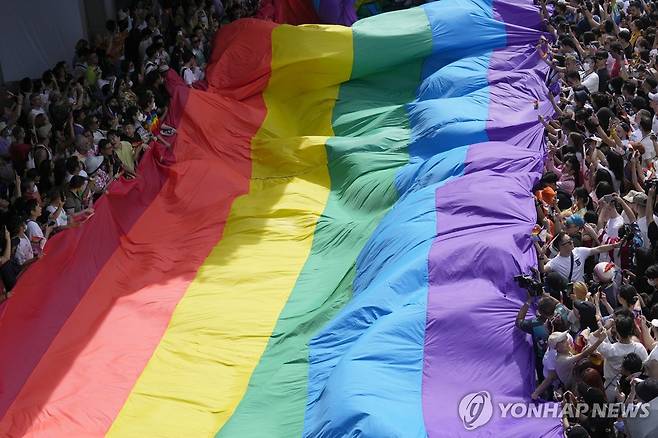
[583,62,591,71]
[649,279,656,287]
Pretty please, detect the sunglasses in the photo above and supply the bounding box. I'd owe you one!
[560,239,574,246]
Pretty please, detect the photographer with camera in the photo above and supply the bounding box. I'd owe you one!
[516,286,561,388]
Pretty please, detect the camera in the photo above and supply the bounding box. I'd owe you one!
[618,222,643,249]
[647,178,658,189]
[514,274,544,296]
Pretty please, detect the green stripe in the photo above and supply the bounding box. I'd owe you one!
[216,9,433,438]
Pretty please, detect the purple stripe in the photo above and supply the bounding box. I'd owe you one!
[317,0,356,25]
[421,1,563,436]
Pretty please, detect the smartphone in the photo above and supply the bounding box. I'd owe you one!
[601,194,614,203]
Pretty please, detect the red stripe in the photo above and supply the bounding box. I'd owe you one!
[255,0,320,25]
[0,137,170,421]
[0,20,276,436]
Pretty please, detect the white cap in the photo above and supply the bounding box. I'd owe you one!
[548,331,569,349]
[85,155,104,175]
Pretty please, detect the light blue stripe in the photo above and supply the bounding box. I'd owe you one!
[303,1,508,436]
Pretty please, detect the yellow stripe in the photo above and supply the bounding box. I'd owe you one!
[107,25,352,438]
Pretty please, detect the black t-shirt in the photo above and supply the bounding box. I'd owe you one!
[1,260,21,291]
[597,67,610,93]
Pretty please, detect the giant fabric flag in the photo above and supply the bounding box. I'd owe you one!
[0,0,563,437]
[255,0,356,25]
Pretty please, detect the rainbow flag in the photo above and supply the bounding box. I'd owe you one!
[0,1,563,436]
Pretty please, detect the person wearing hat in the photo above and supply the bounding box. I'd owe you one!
[532,328,607,399]
[592,261,623,309]
[622,190,649,228]
[564,214,586,247]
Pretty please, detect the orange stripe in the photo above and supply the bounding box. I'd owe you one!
[0,21,275,437]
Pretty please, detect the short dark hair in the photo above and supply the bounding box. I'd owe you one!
[636,378,658,403]
[641,115,653,132]
[615,315,635,339]
[24,198,39,216]
[544,271,568,297]
[552,231,570,250]
[622,81,637,95]
[69,175,86,190]
[645,264,658,279]
[541,171,559,185]
[595,181,614,200]
[622,353,643,374]
[66,156,80,174]
[566,71,581,83]
[537,296,557,318]
[574,186,590,204]
[182,49,194,64]
[619,284,638,306]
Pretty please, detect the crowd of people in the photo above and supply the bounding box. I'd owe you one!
[0,0,247,297]
[519,0,658,436]
[6,0,658,435]
[0,0,427,299]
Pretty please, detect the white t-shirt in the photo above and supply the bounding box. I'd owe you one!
[598,215,624,263]
[640,134,656,164]
[555,354,579,388]
[45,205,68,227]
[182,67,196,86]
[594,338,648,400]
[581,71,599,94]
[15,235,33,265]
[625,398,658,438]
[545,247,595,283]
[637,215,658,249]
[26,220,45,249]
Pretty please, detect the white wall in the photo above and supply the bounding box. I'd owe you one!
[0,0,87,82]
